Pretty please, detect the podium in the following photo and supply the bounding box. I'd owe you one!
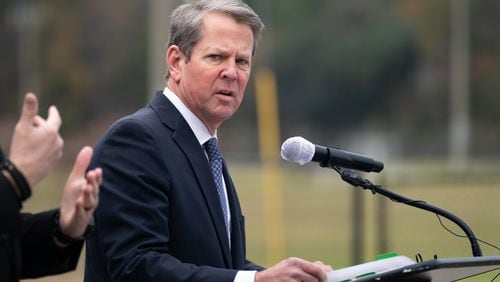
[353,255,500,282]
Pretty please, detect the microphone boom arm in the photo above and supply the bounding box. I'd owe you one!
[329,165,483,257]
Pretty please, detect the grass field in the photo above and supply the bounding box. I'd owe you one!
[21,160,500,281]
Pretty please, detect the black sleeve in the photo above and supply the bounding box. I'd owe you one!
[19,210,84,279]
[0,168,22,237]
[0,147,23,238]
[1,180,83,278]
[1,148,83,278]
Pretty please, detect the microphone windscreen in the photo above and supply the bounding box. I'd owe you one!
[280,136,315,165]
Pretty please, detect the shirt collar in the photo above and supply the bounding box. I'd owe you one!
[163,87,216,145]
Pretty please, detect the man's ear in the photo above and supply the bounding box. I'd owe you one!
[166,45,183,82]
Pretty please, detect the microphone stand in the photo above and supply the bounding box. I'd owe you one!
[328,165,483,257]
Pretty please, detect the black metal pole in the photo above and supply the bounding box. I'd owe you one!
[375,190,389,254]
[351,188,364,264]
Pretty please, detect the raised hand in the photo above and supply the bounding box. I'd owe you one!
[9,92,63,188]
[59,146,102,238]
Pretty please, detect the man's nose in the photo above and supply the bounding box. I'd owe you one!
[220,61,238,80]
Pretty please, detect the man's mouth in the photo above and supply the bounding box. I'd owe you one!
[216,90,233,96]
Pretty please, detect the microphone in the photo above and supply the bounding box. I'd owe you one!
[281,136,384,173]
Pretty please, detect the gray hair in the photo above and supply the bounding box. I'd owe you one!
[166,0,264,79]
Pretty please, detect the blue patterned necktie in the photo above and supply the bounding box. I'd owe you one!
[204,138,230,241]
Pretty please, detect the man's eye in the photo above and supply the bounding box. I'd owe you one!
[237,59,249,66]
[208,55,222,61]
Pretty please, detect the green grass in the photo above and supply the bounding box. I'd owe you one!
[22,161,500,281]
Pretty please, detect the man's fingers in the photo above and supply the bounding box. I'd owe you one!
[87,168,103,190]
[314,260,333,272]
[82,182,98,212]
[70,146,94,179]
[19,92,38,126]
[292,258,328,281]
[90,168,102,201]
[74,194,92,222]
[46,105,62,130]
[32,115,43,127]
[18,93,61,130]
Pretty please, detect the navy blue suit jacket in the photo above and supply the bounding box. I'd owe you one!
[84,92,262,281]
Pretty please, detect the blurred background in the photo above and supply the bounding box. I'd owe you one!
[1,0,499,281]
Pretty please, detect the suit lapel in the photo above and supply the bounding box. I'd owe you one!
[150,92,233,267]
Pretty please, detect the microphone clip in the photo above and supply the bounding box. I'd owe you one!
[333,166,377,195]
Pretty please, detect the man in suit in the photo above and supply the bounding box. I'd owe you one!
[1,92,102,281]
[84,0,330,281]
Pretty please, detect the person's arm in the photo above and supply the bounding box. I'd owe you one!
[0,93,63,225]
[19,210,83,279]
[19,147,102,278]
[1,92,63,235]
[1,92,102,278]
[1,146,88,278]
[1,92,64,227]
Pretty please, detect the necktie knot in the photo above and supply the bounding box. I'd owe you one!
[205,137,222,163]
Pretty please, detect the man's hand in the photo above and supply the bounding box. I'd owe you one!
[255,257,332,282]
[59,146,102,238]
[9,92,63,187]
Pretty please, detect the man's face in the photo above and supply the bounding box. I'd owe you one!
[175,12,254,133]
